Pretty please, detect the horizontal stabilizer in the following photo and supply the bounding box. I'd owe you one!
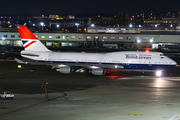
[14,58,25,64]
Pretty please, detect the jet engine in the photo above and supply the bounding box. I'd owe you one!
[56,67,72,74]
[91,69,105,75]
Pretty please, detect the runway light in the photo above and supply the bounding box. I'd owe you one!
[18,65,21,68]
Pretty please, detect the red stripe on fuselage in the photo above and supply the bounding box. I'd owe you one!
[24,41,36,49]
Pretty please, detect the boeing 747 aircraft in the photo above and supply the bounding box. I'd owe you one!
[16,26,177,77]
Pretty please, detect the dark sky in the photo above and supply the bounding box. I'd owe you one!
[1,0,179,15]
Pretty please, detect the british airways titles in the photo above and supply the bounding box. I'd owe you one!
[125,54,151,60]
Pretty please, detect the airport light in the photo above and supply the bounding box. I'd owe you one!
[150,39,153,42]
[18,65,21,68]
[91,24,95,27]
[40,22,44,26]
[2,37,5,40]
[129,24,133,27]
[137,40,141,43]
[40,22,44,31]
[155,24,158,27]
[57,24,60,31]
[139,25,142,27]
[75,23,79,32]
[170,24,173,27]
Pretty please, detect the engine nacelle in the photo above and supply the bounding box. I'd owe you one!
[91,69,105,75]
[56,67,72,74]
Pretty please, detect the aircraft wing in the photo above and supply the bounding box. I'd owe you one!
[15,58,51,65]
[49,62,124,69]
[15,58,124,70]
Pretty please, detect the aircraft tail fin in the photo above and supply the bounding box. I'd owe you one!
[17,26,49,51]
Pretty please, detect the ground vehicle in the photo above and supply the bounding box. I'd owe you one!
[0,91,14,99]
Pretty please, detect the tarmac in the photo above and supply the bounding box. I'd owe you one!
[0,61,180,120]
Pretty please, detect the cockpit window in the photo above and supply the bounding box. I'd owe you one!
[161,57,164,59]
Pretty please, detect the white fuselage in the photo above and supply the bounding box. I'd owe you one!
[21,50,177,71]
